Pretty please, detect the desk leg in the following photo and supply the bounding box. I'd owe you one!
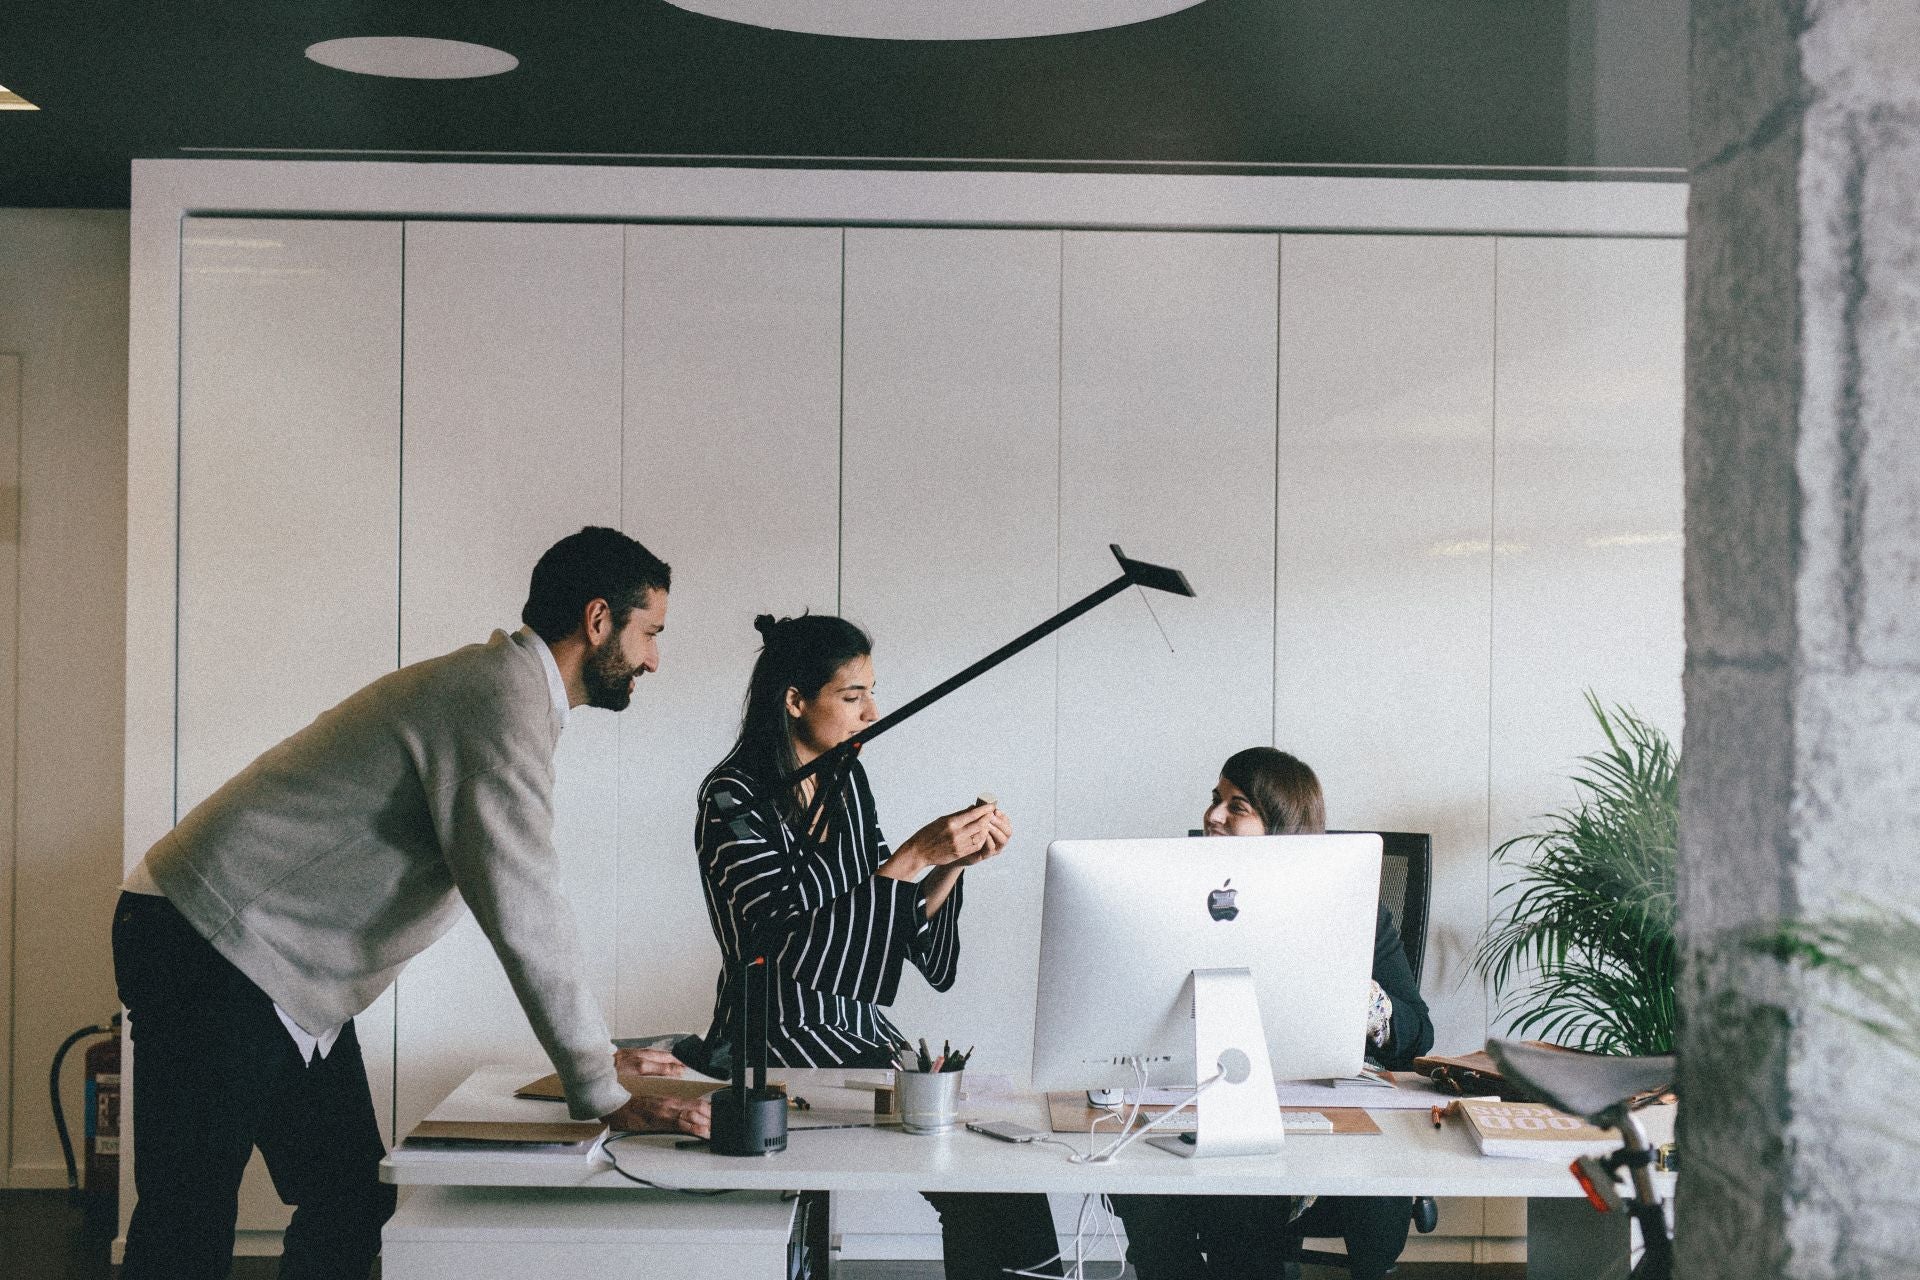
[796,1190,831,1279]
[1526,1197,1630,1280]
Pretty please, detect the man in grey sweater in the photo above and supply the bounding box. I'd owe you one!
[113,526,707,1280]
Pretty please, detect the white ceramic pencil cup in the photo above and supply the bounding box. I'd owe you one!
[895,1070,964,1134]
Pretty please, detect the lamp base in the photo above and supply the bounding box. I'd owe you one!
[711,1088,788,1156]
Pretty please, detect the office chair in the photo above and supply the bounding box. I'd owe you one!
[1299,831,1439,1273]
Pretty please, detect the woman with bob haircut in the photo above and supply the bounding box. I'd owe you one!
[1108,746,1434,1280]
[688,612,1061,1280]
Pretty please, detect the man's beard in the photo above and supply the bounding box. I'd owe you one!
[581,631,640,711]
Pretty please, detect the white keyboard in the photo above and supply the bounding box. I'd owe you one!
[1134,1110,1334,1135]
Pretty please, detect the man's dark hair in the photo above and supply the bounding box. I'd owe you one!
[522,527,671,644]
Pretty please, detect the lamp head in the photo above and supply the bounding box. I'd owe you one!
[1110,544,1196,597]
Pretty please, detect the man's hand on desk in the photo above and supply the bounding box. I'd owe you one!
[615,1046,689,1078]
[603,1091,712,1140]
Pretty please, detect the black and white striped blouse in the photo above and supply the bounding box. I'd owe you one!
[695,747,964,1068]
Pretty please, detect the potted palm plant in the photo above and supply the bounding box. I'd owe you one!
[1474,694,1679,1055]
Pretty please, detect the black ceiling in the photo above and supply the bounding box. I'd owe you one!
[1,0,1687,209]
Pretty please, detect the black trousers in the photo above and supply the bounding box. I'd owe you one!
[1107,1194,1301,1279]
[921,1190,1063,1279]
[113,892,396,1280]
[1109,1193,1412,1280]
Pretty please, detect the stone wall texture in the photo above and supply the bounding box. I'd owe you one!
[1681,0,1920,1274]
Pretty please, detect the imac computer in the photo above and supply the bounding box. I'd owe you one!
[1030,834,1381,1157]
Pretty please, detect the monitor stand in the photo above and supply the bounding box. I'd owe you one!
[1149,967,1285,1159]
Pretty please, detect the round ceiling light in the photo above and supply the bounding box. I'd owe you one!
[305,36,519,79]
[661,0,1209,40]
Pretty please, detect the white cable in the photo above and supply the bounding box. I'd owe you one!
[1004,1192,1128,1280]
[1070,1056,1151,1165]
[1074,1065,1227,1165]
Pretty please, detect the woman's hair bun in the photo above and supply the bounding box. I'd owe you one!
[753,613,781,640]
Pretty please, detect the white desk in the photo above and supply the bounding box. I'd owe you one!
[383,1066,1676,1279]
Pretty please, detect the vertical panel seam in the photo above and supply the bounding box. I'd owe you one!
[838,229,847,615]
[1485,236,1500,1041]
[615,226,627,1037]
[1052,233,1067,840]
[1272,234,1283,749]
[173,213,186,830]
[392,219,408,1143]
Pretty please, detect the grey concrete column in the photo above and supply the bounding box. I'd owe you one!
[1683,1,1920,1275]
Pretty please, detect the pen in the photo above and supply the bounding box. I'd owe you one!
[931,1055,946,1074]
[945,1046,973,1072]
[917,1038,933,1072]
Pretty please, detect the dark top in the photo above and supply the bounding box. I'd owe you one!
[1370,902,1434,1070]
[695,747,963,1067]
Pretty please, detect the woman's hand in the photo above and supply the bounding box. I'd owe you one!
[950,807,1012,867]
[879,801,1002,881]
[911,806,1012,917]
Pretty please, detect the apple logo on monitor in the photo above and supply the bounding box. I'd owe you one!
[1207,879,1239,922]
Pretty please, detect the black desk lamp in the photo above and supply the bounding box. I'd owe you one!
[709,924,788,1155]
[709,543,1195,1156]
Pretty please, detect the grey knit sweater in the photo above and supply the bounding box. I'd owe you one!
[144,628,627,1120]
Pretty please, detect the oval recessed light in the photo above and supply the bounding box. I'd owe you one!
[305,36,519,80]
[662,0,1208,40]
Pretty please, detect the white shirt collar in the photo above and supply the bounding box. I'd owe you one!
[519,627,573,724]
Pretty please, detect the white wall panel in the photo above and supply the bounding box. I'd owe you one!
[1,212,127,1194]
[841,227,1062,1083]
[618,224,842,1042]
[1275,233,1496,1056]
[1488,237,1684,1028]
[0,355,18,1184]
[394,222,624,1135]
[177,217,402,1223]
[1058,232,1278,841]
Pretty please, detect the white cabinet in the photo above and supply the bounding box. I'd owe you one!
[177,216,403,1226]
[617,224,843,1041]
[392,221,625,1135]
[1058,231,1280,841]
[840,226,1062,1081]
[1274,233,1497,1055]
[1489,238,1685,863]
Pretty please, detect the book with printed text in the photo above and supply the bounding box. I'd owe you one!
[1458,1098,1618,1159]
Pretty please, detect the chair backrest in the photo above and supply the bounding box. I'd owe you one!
[1335,830,1432,988]
[1184,828,1433,987]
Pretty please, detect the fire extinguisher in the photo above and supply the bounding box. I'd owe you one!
[51,1012,121,1208]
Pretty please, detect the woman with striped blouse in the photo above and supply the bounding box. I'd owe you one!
[693,612,1061,1280]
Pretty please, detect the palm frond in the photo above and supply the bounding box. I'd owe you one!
[1473,693,1679,1055]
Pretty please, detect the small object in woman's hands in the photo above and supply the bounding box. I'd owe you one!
[975,792,997,809]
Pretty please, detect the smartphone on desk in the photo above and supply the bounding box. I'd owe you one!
[966,1120,1045,1143]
